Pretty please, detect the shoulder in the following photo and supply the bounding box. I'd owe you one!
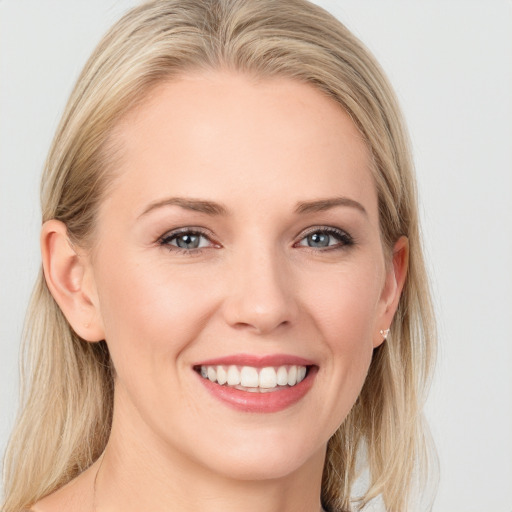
[28,462,98,512]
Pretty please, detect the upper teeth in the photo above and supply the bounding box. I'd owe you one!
[200,365,307,389]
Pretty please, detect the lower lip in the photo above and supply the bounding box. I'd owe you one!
[195,367,318,413]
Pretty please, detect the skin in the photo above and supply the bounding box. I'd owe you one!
[35,71,408,512]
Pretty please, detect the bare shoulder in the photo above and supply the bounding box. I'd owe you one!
[29,462,98,512]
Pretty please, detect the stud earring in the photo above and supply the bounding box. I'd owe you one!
[379,328,390,340]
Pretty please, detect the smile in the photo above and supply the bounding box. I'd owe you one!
[193,355,318,413]
[197,364,308,392]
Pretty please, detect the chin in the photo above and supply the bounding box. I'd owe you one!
[193,431,326,482]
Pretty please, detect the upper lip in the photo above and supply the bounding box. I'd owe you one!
[194,353,316,368]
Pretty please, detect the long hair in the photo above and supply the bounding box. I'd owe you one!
[2,1,437,510]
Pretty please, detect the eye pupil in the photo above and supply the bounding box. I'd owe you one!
[308,232,329,247]
[176,234,200,249]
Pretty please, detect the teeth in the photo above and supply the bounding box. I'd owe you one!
[276,366,288,386]
[199,364,308,390]
[259,367,277,388]
[227,365,240,385]
[240,366,259,387]
[216,366,227,385]
[288,365,297,386]
[207,366,217,382]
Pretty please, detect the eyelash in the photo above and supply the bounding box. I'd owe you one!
[157,226,354,255]
[294,226,354,251]
[158,228,218,256]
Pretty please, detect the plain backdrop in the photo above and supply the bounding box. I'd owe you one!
[1,1,511,511]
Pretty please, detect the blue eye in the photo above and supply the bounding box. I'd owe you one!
[159,230,213,251]
[297,228,353,249]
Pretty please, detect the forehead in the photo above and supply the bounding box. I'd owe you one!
[105,71,377,219]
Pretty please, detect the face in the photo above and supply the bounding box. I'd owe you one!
[84,72,400,481]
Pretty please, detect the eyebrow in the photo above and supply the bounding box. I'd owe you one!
[294,197,367,216]
[139,197,228,218]
[138,195,367,218]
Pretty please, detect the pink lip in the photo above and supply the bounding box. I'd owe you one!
[193,354,318,413]
[194,353,315,368]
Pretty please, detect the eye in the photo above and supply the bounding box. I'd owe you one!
[158,229,215,252]
[296,227,353,249]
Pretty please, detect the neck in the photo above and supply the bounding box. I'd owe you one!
[95,408,326,512]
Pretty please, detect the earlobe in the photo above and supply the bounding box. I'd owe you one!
[41,220,105,342]
[374,236,409,348]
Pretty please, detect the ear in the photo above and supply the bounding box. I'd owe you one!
[41,220,105,342]
[373,236,409,348]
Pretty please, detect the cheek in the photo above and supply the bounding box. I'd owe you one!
[94,255,217,377]
[303,261,383,346]
[302,262,382,420]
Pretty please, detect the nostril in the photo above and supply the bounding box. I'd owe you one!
[223,295,296,334]
[231,318,291,335]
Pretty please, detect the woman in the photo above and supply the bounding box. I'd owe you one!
[2,1,436,511]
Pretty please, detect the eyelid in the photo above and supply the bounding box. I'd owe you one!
[156,225,353,252]
[294,225,354,249]
[158,227,220,249]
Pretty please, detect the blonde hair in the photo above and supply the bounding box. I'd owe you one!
[2,1,437,510]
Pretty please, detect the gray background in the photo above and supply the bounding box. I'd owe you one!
[1,1,511,510]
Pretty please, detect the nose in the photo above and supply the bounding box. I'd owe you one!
[221,245,299,335]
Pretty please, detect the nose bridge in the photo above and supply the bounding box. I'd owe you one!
[222,237,297,334]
